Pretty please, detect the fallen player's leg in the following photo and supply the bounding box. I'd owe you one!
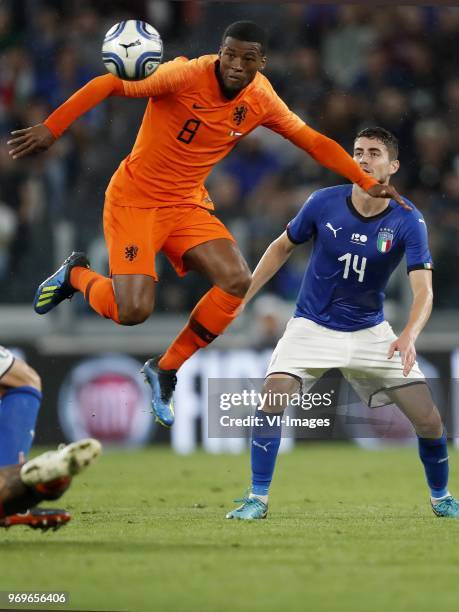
[0,438,101,529]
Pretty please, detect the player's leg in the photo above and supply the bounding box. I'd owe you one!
[0,464,49,518]
[0,438,101,529]
[159,238,250,371]
[33,247,123,320]
[227,374,300,520]
[347,322,459,517]
[33,201,161,325]
[70,269,155,325]
[227,318,335,519]
[0,353,42,466]
[387,384,459,517]
[143,211,250,427]
[142,238,248,427]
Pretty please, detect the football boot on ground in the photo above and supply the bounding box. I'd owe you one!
[0,508,71,531]
[431,496,459,518]
[226,496,268,520]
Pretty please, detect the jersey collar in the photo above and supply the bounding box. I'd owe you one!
[346,196,393,223]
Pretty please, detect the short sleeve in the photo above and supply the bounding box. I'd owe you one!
[404,215,434,273]
[286,191,321,244]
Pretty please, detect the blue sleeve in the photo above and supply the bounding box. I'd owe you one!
[286,191,321,244]
[403,214,434,273]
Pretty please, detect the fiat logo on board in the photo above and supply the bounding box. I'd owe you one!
[58,354,155,446]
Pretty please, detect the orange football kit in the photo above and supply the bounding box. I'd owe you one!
[43,55,377,369]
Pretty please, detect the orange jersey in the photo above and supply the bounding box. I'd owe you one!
[44,55,377,209]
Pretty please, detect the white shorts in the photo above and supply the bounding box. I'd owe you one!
[0,346,14,379]
[266,318,426,408]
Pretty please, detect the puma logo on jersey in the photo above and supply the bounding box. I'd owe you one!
[326,222,342,238]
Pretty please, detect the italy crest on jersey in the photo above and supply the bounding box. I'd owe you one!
[377,228,394,253]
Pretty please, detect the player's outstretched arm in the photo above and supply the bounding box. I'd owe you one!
[288,126,411,210]
[8,74,124,158]
[244,232,296,305]
[387,270,433,376]
[8,59,192,159]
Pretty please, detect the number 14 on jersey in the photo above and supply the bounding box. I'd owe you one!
[338,253,367,282]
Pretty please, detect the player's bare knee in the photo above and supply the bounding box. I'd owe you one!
[26,367,42,392]
[219,267,251,297]
[261,376,300,413]
[413,408,443,438]
[117,302,153,325]
[7,360,42,392]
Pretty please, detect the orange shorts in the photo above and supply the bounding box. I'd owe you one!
[103,200,235,279]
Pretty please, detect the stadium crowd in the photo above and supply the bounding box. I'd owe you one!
[1,1,458,310]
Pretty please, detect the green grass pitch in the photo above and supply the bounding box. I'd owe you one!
[1,444,458,612]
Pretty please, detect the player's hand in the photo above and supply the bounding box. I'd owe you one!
[7,124,55,159]
[387,332,417,377]
[367,184,411,211]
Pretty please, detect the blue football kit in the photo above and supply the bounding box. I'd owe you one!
[229,184,452,515]
[286,184,433,331]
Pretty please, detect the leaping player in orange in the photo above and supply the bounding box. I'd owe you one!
[8,22,408,428]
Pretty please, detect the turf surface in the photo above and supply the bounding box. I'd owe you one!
[1,444,458,612]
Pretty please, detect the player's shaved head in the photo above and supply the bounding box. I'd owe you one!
[355,127,399,161]
[222,21,267,55]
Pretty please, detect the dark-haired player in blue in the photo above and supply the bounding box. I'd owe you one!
[227,127,459,520]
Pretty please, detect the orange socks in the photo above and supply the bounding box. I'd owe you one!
[69,269,242,366]
[70,267,120,323]
[159,286,243,371]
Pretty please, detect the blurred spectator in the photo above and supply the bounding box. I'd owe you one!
[1,2,459,310]
[322,6,376,88]
[0,3,20,53]
[352,45,407,103]
[249,294,290,350]
[222,134,281,201]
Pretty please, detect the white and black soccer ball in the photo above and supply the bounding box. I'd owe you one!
[102,20,163,80]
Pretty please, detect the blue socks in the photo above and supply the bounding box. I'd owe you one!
[252,416,450,500]
[251,410,283,497]
[418,432,449,499]
[0,386,42,466]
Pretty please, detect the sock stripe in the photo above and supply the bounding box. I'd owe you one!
[159,286,243,370]
[84,278,98,302]
[189,317,218,344]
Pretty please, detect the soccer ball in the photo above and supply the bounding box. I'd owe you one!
[102,20,163,80]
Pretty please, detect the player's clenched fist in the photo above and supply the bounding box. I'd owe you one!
[7,124,55,159]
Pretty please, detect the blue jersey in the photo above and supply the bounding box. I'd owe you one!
[286,184,433,331]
